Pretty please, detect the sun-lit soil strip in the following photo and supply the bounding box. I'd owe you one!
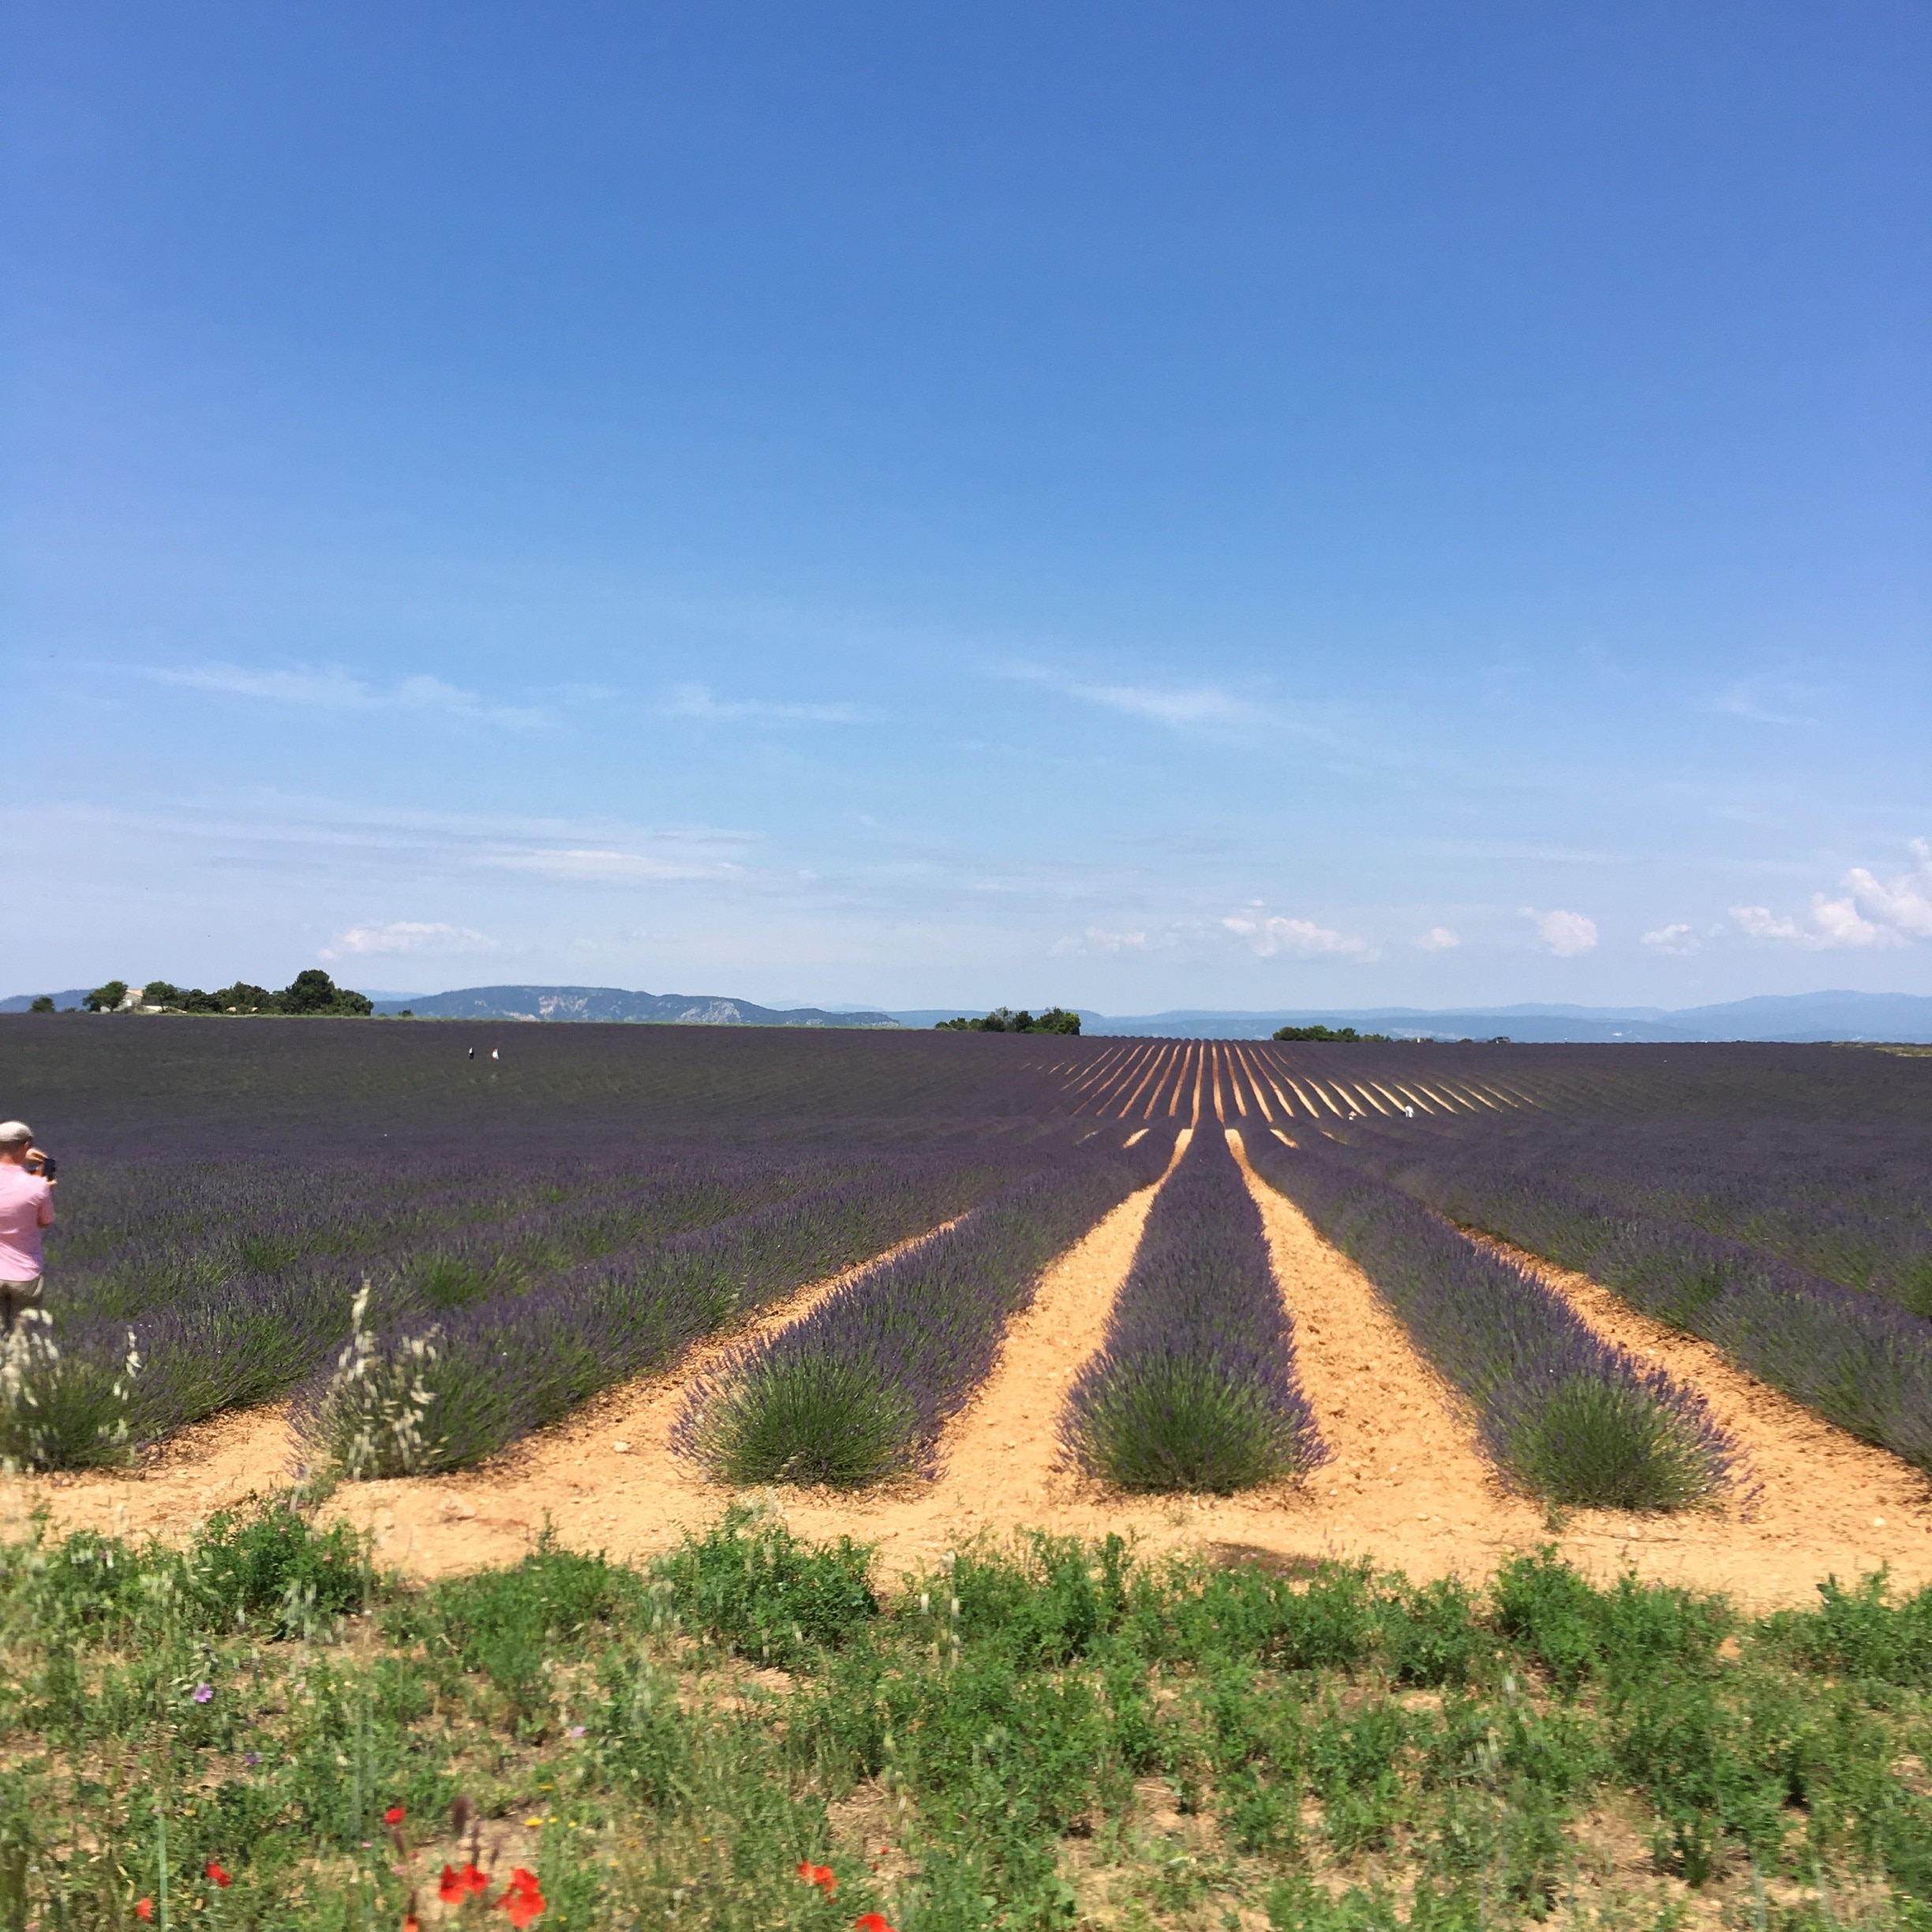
[1093,1043,1164,1114]
[1243,1132,1739,1510]
[1061,1046,1130,1112]
[1160,1043,1189,1118]
[1239,1047,1305,1122]
[1059,1048,1123,1100]
[1226,1047,1273,1120]
[1130,1046,1176,1120]
[1069,1044,1141,1106]
[1159,1050,1189,1128]
[1155,1043,1189,1115]
[1368,1082,1427,1115]
[1118,1045,1174,1120]
[1061,1123,1325,1492]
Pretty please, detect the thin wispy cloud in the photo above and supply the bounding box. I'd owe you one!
[1732,837,1932,949]
[485,846,747,884]
[1415,926,1460,951]
[1050,926,1154,957]
[666,683,871,725]
[148,661,549,728]
[996,660,1279,736]
[1709,671,1824,728]
[322,920,496,959]
[1068,682,1264,730]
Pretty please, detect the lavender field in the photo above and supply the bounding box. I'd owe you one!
[3,1018,1930,1507]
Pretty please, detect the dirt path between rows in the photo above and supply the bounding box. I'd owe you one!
[1469,1230,1932,1604]
[8,1149,1929,1610]
[1229,1134,1551,1578]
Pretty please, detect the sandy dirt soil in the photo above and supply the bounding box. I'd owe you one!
[6,1140,1926,1610]
[1469,1229,1932,1604]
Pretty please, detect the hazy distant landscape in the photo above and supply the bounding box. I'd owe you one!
[11,981,1930,1041]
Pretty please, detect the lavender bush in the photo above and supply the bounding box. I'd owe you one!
[678,1140,1169,1487]
[1244,1135,1737,1509]
[1061,1128,1325,1493]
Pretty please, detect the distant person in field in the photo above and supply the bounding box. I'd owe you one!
[0,1121,54,1335]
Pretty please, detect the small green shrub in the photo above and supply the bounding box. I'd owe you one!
[1762,1569,1932,1687]
[653,1506,878,1664]
[188,1503,376,1634]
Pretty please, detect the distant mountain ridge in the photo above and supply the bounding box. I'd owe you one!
[369,985,903,1028]
[1067,990,1932,1043]
[7,984,1928,1042]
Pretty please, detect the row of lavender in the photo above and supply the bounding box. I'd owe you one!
[5,1146,1025,1470]
[1360,1128,1932,1473]
[677,1132,1177,1487]
[1060,1127,1325,1492]
[1386,1121,1932,1319]
[1241,1131,1738,1508]
[287,1146,1053,1477]
[47,1148,863,1324]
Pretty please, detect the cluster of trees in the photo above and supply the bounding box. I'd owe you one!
[1269,1024,1510,1045]
[1271,1023,1395,1043]
[74,970,373,1017]
[935,1005,1082,1035]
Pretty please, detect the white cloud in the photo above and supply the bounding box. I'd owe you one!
[1843,838,1932,938]
[483,847,745,883]
[1731,839,1932,950]
[1224,914,1373,960]
[1730,904,1803,941]
[667,683,869,725]
[1415,926,1460,952]
[150,661,546,727]
[1523,908,1599,957]
[1642,923,1698,954]
[323,921,496,959]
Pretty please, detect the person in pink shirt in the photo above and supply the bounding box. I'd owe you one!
[0,1120,55,1335]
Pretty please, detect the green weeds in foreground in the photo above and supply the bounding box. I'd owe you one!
[0,1501,1929,1930]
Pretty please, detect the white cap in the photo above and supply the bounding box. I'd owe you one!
[0,1121,32,1148]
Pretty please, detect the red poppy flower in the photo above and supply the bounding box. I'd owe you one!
[441,1863,490,1904]
[404,1919,421,1932]
[797,1862,837,1896]
[384,1805,406,1827]
[854,1915,896,1932]
[207,1862,233,1888]
[500,1868,546,1928]
[135,1902,153,1923]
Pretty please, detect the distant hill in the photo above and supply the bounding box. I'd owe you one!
[1076,990,1932,1043]
[372,985,902,1028]
[0,989,93,1013]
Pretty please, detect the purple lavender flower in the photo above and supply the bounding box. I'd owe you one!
[192,1683,214,1704]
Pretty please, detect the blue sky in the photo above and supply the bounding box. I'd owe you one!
[4,2,1928,1012]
